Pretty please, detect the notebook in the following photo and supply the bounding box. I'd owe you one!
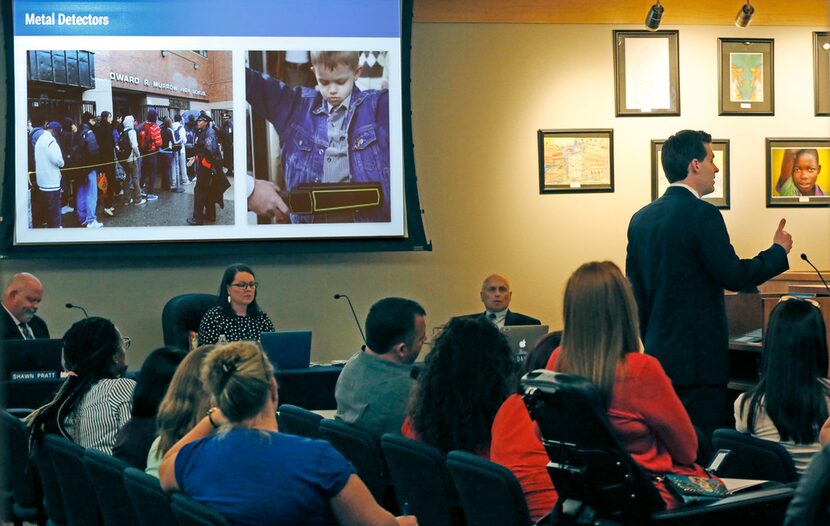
[500,325,549,361]
[260,331,312,370]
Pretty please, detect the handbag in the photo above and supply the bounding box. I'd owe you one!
[664,474,728,504]
[97,172,108,195]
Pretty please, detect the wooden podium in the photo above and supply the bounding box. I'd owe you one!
[726,278,830,392]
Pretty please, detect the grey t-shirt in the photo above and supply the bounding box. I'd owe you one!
[334,350,415,438]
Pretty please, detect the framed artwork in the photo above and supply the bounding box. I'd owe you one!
[766,138,830,207]
[651,139,730,209]
[718,38,774,115]
[613,30,680,116]
[538,129,614,194]
[814,32,830,116]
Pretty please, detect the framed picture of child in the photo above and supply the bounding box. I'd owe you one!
[246,50,392,225]
[766,139,830,207]
[814,32,830,116]
[651,139,730,209]
[718,38,774,116]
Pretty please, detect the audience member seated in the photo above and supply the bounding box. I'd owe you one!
[0,272,49,340]
[158,341,416,526]
[335,297,426,438]
[402,316,513,457]
[735,296,830,474]
[145,345,215,477]
[546,261,712,508]
[27,317,135,455]
[113,346,186,469]
[198,263,275,345]
[458,273,540,328]
[491,331,561,523]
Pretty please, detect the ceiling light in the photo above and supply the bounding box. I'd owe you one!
[645,1,664,31]
[735,1,755,28]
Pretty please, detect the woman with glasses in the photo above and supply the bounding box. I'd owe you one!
[27,316,136,455]
[198,263,275,345]
[735,296,830,473]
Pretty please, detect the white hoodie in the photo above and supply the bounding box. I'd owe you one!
[34,130,64,191]
[121,115,140,163]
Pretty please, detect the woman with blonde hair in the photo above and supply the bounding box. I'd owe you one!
[546,261,710,508]
[159,342,416,526]
[145,345,214,477]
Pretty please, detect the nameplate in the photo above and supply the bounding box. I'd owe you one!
[10,370,59,382]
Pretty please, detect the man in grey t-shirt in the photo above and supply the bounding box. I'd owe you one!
[334,297,426,438]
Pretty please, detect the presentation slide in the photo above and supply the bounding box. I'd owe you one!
[11,0,406,246]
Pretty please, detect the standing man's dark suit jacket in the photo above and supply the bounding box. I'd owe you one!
[0,308,50,340]
[458,310,541,326]
[626,186,788,386]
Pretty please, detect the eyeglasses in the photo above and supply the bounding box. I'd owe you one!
[121,337,132,351]
[778,295,821,309]
[230,282,258,290]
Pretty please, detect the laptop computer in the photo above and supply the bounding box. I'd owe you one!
[0,338,64,382]
[260,331,312,370]
[500,325,549,362]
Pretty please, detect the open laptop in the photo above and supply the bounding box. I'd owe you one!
[0,338,63,382]
[259,331,312,370]
[500,325,549,362]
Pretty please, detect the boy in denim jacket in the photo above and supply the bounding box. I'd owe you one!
[246,51,390,223]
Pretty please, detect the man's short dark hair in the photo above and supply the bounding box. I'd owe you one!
[365,297,426,354]
[661,129,712,183]
[82,111,94,124]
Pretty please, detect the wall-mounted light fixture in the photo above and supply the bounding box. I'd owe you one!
[735,1,755,28]
[193,63,200,70]
[645,0,664,31]
[160,50,169,57]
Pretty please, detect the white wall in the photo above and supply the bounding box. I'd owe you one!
[2,22,828,368]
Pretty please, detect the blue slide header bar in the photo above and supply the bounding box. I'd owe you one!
[13,0,401,37]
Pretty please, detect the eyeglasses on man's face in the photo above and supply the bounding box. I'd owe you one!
[230,282,258,290]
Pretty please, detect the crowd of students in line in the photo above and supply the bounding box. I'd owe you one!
[28,108,233,229]
[20,259,830,525]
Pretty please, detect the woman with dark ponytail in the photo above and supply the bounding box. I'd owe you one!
[27,316,135,455]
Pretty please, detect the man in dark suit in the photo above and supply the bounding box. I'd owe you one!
[626,129,792,437]
[460,273,541,328]
[1,273,49,340]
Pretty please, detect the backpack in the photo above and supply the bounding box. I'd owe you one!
[138,123,155,152]
[116,129,132,161]
[78,129,93,165]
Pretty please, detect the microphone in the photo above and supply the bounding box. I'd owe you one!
[801,253,830,296]
[65,303,89,318]
[333,294,366,345]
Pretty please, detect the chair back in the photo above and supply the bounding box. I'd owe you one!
[161,294,219,350]
[32,434,67,526]
[43,435,101,526]
[277,404,323,439]
[712,429,799,483]
[0,410,46,524]
[447,450,531,526]
[122,467,179,526]
[318,419,391,505]
[82,448,139,526]
[521,370,664,524]
[170,492,229,526]
[381,433,464,526]
[784,444,830,526]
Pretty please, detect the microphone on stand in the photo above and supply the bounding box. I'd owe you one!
[801,253,830,296]
[65,303,89,318]
[333,294,366,346]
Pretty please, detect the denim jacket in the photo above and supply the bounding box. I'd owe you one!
[246,67,390,223]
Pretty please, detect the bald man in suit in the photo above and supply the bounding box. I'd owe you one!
[459,273,541,328]
[1,273,49,340]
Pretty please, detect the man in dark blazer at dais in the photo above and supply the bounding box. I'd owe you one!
[626,129,792,437]
[459,273,541,328]
[1,273,50,340]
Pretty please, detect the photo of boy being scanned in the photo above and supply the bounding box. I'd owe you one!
[246,50,391,224]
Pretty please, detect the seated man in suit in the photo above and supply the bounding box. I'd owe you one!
[1,273,49,340]
[334,297,426,438]
[460,273,541,328]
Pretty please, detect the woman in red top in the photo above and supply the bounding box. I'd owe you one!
[546,261,709,508]
[402,316,513,458]
[491,331,561,522]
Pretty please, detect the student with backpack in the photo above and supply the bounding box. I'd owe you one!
[139,109,162,201]
[118,116,145,206]
[76,112,102,228]
[172,114,190,185]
